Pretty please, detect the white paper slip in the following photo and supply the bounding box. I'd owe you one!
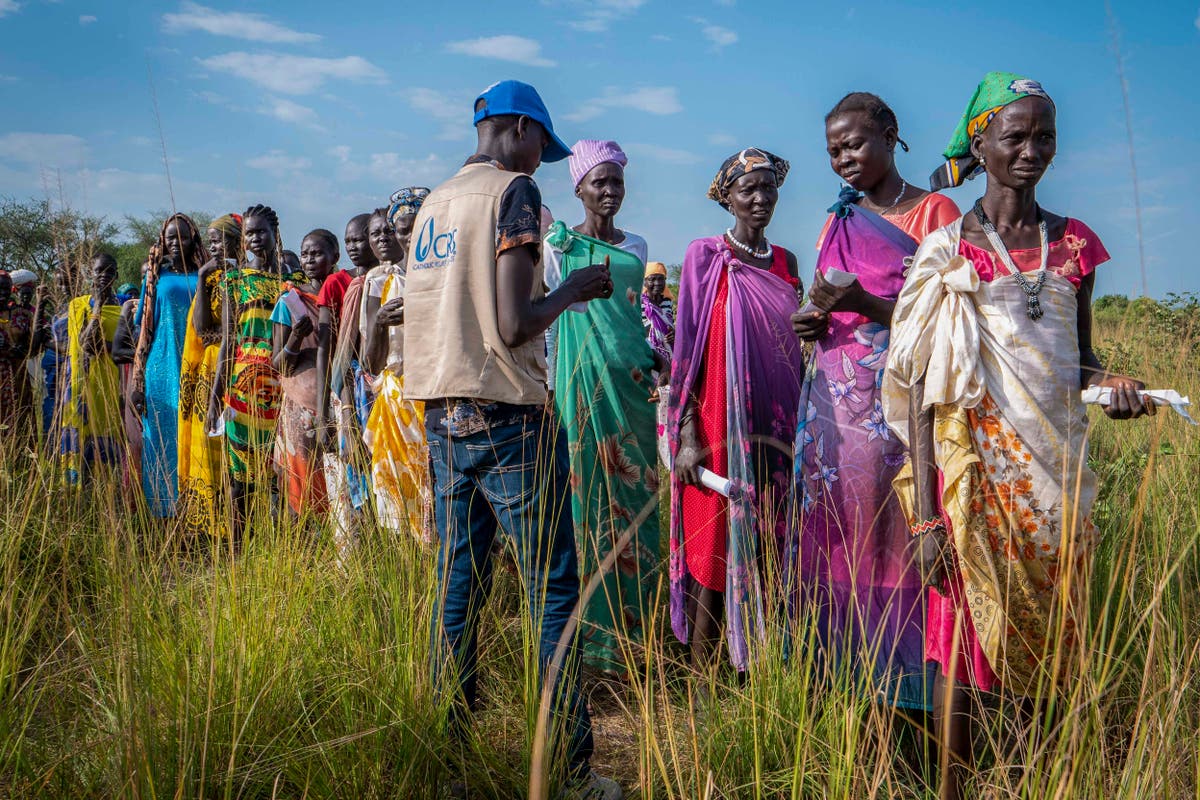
[697,468,733,498]
[206,407,234,438]
[798,267,858,316]
[1081,387,1196,425]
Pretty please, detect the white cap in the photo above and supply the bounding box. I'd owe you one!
[8,269,37,286]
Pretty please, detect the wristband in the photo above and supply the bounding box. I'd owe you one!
[283,344,300,357]
[910,516,947,538]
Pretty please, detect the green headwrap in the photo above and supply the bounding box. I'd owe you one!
[930,71,1053,191]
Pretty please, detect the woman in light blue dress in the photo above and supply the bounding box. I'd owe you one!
[129,214,206,517]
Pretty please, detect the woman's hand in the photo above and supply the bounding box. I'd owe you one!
[375,297,405,328]
[80,319,104,357]
[197,257,222,281]
[807,268,865,314]
[1094,374,1157,420]
[674,411,702,487]
[674,441,702,487]
[791,308,829,342]
[130,388,146,417]
[289,315,314,344]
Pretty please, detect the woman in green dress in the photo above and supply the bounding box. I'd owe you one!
[196,204,303,541]
[544,139,660,681]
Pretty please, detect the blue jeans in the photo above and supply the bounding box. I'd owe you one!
[426,402,593,774]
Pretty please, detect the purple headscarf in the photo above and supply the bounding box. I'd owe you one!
[568,139,627,188]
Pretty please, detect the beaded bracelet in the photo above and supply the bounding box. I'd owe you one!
[910,516,947,538]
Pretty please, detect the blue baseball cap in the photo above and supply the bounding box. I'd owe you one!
[473,80,572,163]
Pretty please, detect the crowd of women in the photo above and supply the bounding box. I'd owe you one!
[0,71,1159,799]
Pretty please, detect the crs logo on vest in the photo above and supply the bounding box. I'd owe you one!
[412,217,458,270]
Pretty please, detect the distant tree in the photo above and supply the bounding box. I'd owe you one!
[117,210,215,284]
[666,262,682,297]
[123,210,214,250]
[0,196,119,289]
[1093,294,1130,314]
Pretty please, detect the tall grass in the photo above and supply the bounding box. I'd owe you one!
[1,303,1196,799]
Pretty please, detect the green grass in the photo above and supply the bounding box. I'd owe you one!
[1,305,1197,799]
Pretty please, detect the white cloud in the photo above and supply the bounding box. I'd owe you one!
[567,0,648,32]
[708,132,736,147]
[199,52,386,95]
[623,143,701,165]
[263,96,322,129]
[163,2,319,43]
[0,132,89,168]
[566,86,683,122]
[79,14,96,24]
[191,86,321,130]
[246,150,312,175]
[0,0,19,19]
[445,35,556,68]
[0,74,17,82]
[404,87,471,141]
[693,17,737,49]
[329,150,449,188]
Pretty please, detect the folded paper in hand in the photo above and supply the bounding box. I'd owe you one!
[1081,387,1196,425]
[798,267,858,316]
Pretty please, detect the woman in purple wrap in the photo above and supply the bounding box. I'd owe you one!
[668,148,805,674]
[791,93,959,712]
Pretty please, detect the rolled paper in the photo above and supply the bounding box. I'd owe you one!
[1081,387,1196,425]
[697,467,732,498]
[798,266,858,316]
[663,399,735,497]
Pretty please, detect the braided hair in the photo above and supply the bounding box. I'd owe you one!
[243,204,284,274]
[825,92,909,152]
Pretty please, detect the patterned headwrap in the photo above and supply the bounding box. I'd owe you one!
[209,213,242,238]
[930,71,1054,191]
[707,147,790,211]
[644,261,667,278]
[388,187,431,228]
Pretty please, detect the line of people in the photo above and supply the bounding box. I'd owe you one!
[0,71,1159,799]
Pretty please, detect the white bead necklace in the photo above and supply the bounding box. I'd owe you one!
[725,228,771,260]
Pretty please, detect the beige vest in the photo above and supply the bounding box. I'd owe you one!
[402,162,548,404]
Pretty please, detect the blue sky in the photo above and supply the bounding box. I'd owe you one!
[0,0,1195,298]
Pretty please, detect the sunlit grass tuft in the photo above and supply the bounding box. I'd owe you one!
[0,303,1197,798]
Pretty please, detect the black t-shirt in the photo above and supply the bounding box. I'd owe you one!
[464,155,543,258]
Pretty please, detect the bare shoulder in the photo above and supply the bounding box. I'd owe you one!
[783,248,800,278]
[1039,208,1069,241]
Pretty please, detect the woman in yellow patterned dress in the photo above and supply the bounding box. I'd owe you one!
[178,213,241,538]
[362,191,433,542]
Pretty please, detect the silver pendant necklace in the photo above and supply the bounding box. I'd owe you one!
[972,199,1049,321]
[881,179,907,214]
[725,228,771,260]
